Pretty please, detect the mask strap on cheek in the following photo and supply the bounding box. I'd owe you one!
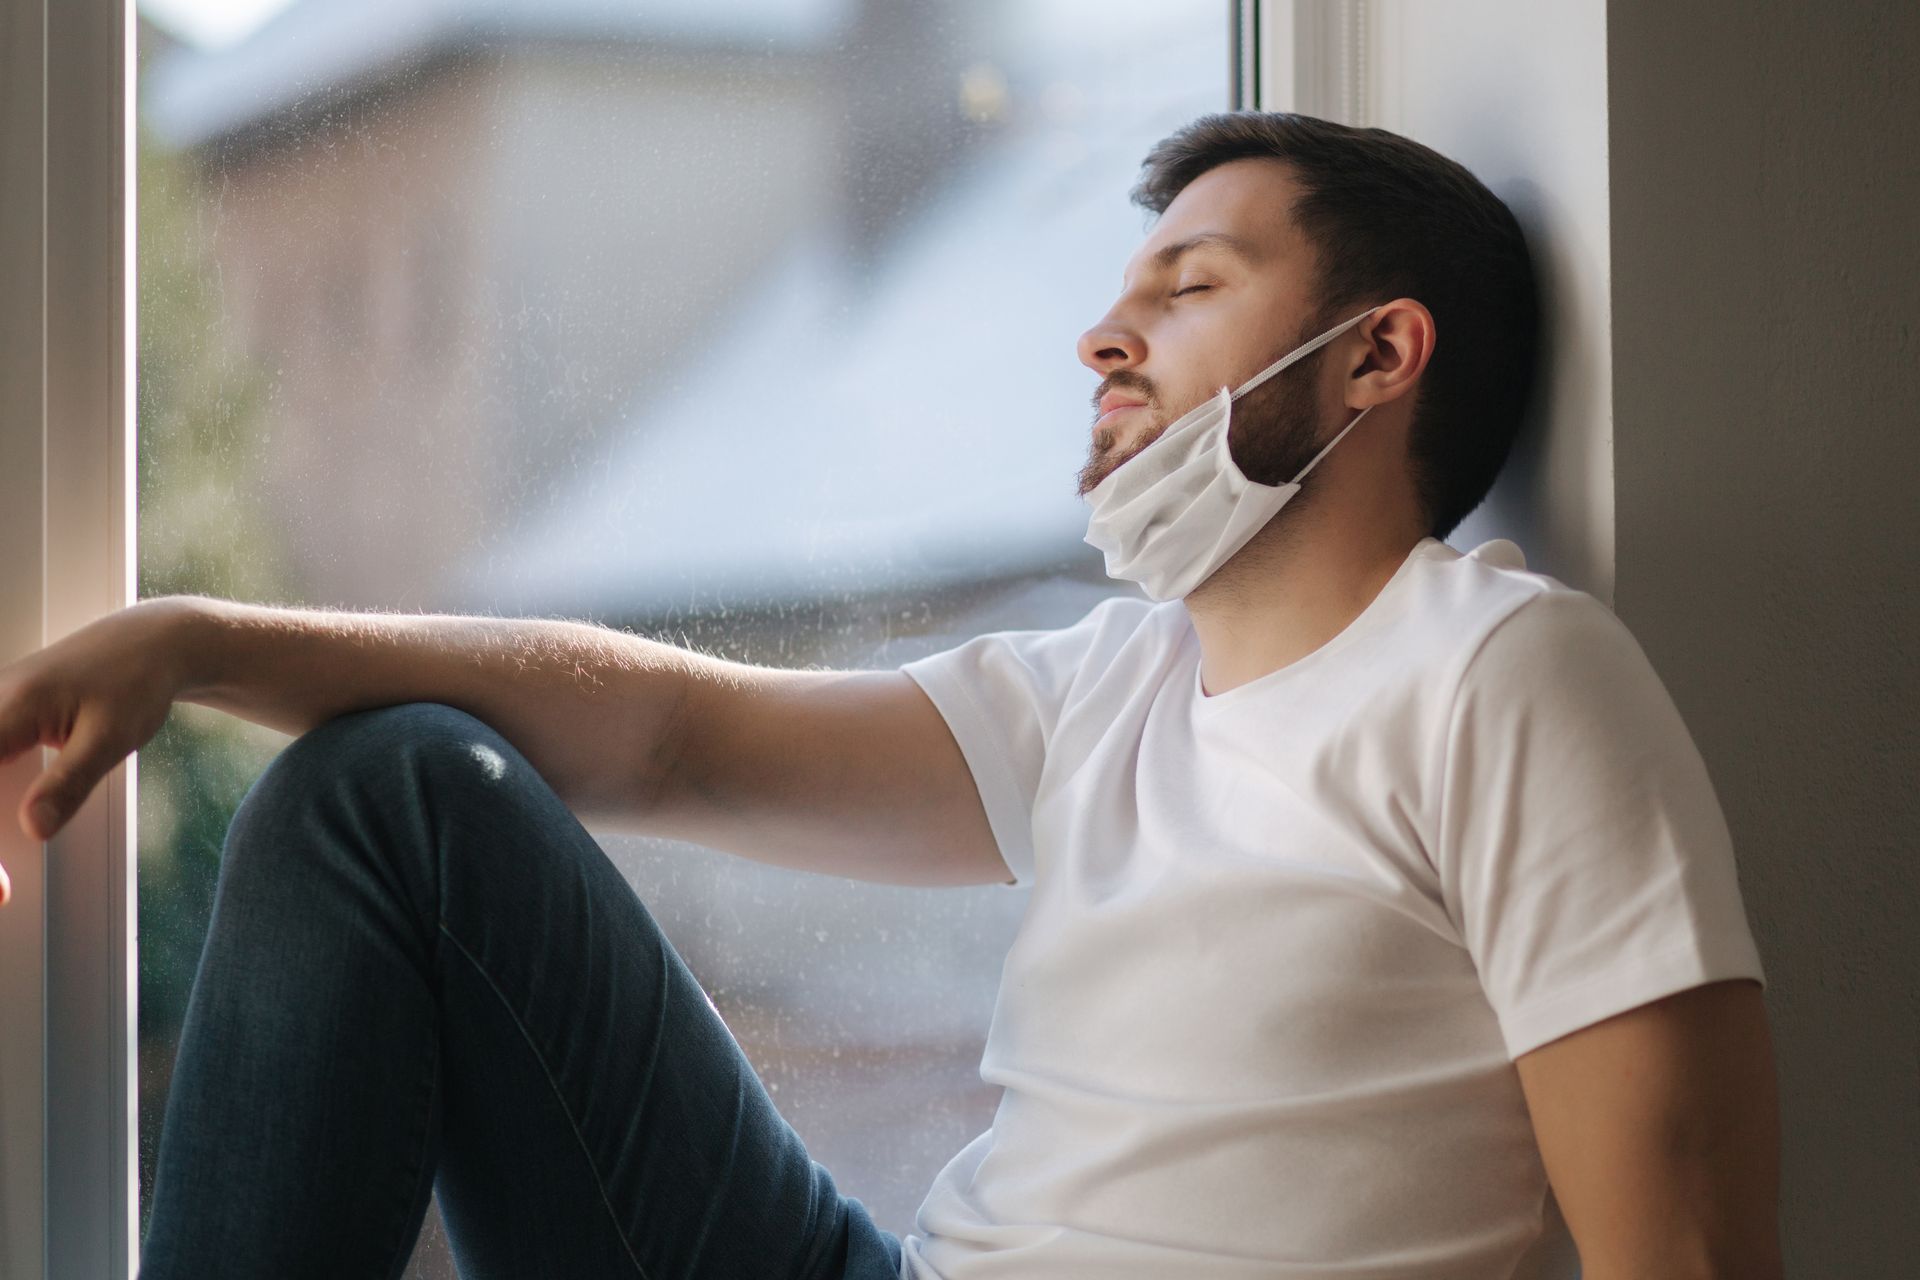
[1228,304,1382,404]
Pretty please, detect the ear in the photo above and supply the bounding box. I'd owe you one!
[1345,298,1435,410]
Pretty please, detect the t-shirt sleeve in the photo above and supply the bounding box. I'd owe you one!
[898,595,1151,889]
[1434,587,1767,1060]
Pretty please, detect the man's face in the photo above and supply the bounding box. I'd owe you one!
[1076,158,1333,497]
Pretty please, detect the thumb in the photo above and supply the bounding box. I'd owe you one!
[20,707,122,843]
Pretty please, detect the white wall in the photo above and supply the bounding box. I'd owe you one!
[1270,0,1616,602]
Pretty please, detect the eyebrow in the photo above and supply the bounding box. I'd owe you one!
[1126,231,1260,286]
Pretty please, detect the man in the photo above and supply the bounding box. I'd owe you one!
[0,112,1781,1278]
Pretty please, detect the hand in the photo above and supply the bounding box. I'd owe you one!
[0,599,194,905]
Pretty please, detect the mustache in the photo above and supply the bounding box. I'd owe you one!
[1089,370,1159,414]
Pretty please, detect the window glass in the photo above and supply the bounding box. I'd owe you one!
[136,1,1226,1270]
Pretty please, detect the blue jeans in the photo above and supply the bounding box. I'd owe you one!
[140,701,905,1280]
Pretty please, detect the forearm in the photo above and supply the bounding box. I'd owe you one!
[160,594,700,828]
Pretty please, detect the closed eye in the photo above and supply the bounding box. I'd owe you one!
[1172,284,1213,298]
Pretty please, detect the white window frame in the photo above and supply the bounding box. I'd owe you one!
[1248,0,1372,120]
[0,0,137,1276]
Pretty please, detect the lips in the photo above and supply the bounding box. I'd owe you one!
[1094,390,1149,438]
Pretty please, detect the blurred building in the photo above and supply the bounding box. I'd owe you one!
[141,0,1009,614]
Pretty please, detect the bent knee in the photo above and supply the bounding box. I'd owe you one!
[237,703,523,827]
[302,701,495,754]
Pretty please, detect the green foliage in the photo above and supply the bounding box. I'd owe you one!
[134,107,295,1230]
[136,128,287,603]
[135,705,281,1032]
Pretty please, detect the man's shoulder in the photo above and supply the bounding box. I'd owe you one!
[1397,539,1641,708]
[1446,578,1674,742]
[1414,537,1572,618]
[1409,536,1597,631]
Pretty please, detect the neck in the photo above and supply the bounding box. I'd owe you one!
[1182,480,1428,698]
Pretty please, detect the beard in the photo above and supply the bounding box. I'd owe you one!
[1075,321,1336,499]
[1218,342,1334,487]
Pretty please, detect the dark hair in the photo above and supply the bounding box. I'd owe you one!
[1132,112,1540,541]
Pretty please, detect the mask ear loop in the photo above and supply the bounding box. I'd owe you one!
[1228,304,1382,404]
[1291,404,1373,484]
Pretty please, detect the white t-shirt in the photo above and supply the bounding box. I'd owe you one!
[893,535,1766,1280]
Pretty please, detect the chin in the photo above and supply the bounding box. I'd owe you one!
[1078,451,1128,497]
[1076,455,1112,497]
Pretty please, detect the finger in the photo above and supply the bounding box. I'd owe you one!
[0,858,10,906]
[0,693,49,768]
[20,706,122,843]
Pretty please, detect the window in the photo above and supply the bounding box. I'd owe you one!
[132,0,1229,1273]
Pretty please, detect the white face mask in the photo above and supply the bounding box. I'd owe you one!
[1081,305,1382,601]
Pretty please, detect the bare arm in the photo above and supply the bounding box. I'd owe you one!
[643,661,1013,888]
[1513,978,1784,1279]
[2,593,1004,892]
[168,594,702,832]
[168,595,1009,887]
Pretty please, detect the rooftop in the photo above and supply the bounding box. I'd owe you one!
[141,0,860,148]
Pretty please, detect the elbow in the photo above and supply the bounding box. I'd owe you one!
[635,656,700,822]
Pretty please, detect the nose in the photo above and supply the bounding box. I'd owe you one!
[1077,309,1143,377]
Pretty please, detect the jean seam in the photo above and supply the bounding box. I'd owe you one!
[437,919,654,1280]
[378,1012,442,1280]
